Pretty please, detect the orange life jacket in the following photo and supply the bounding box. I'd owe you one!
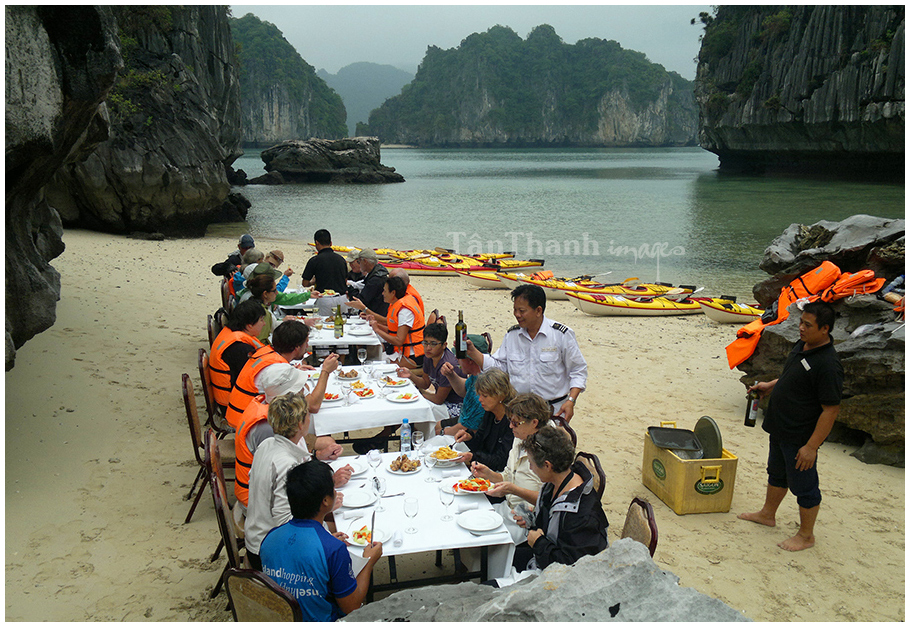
[531,270,554,280]
[387,294,425,358]
[406,284,425,317]
[234,397,269,507]
[725,261,841,369]
[819,270,886,302]
[209,328,263,407]
[225,346,286,429]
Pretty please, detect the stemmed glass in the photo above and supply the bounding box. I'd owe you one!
[376,377,388,399]
[357,347,367,367]
[412,430,425,459]
[367,449,382,475]
[438,483,454,521]
[424,451,439,483]
[404,498,419,534]
[341,381,353,406]
[373,476,387,512]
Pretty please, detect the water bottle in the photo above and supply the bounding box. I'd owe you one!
[400,418,412,454]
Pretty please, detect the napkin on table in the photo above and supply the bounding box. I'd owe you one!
[456,503,477,514]
[442,470,461,478]
[392,530,403,547]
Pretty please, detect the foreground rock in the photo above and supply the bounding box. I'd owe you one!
[5,6,121,370]
[343,539,748,622]
[253,137,405,184]
[738,215,905,466]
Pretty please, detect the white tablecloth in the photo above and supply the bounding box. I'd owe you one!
[309,368,435,436]
[307,320,382,347]
[333,451,515,580]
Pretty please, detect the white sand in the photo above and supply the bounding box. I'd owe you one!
[5,230,904,621]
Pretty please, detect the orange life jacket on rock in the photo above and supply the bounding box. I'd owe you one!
[225,346,286,429]
[209,328,263,407]
[725,261,841,369]
[387,294,425,358]
[819,270,886,302]
[234,397,269,507]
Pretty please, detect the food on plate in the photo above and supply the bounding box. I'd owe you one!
[454,477,493,492]
[389,454,421,472]
[350,381,366,389]
[352,525,371,544]
[337,369,359,379]
[323,290,337,296]
[431,446,459,460]
[324,392,341,401]
[394,393,416,401]
[353,388,374,398]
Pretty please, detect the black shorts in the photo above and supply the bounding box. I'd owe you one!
[766,436,821,509]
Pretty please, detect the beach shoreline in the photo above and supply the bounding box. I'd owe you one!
[5,229,904,621]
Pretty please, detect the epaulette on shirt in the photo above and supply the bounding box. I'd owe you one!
[551,322,569,333]
[507,324,521,332]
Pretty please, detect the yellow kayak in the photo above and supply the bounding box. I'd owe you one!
[456,270,510,289]
[569,292,709,316]
[699,298,764,323]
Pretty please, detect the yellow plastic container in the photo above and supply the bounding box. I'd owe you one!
[641,422,738,515]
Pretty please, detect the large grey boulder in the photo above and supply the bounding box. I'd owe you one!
[754,215,904,308]
[45,6,242,235]
[255,137,405,184]
[5,6,122,370]
[342,539,748,622]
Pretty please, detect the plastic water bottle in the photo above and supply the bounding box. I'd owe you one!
[400,418,412,454]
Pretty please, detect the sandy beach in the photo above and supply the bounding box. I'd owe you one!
[5,229,904,621]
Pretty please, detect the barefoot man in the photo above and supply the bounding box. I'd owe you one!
[738,301,843,551]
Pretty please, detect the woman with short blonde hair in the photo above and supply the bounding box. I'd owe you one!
[267,392,309,439]
[454,368,516,471]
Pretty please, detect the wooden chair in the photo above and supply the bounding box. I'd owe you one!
[214,307,228,336]
[551,415,577,447]
[620,497,658,557]
[207,429,243,562]
[207,314,217,347]
[183,373,236,524]
[221,278,233,313]
[198,348,234,437]
[574,451,606,500]
[211,472,244,598]
[224,568,301,622]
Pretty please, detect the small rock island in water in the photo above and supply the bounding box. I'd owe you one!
[249,137,405,184]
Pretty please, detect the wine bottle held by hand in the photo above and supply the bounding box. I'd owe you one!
[744,381,759,427]
[454,310,467,359]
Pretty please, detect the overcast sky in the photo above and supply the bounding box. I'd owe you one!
[230,4,711,79]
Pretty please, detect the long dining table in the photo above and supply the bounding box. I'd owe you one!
[331,448,516,595]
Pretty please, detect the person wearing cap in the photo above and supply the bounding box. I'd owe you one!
[225,320,340,429]
[244,393,351,571]
[345,253,366,300]
[345,248,390,318]
[210,234,255,278]
[230,247,265,297]
[301,229,349,316]
[238,262,312,308]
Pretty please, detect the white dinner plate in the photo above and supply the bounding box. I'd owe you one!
[322,393,343,403]
[339,489,377,509]
[336,371,361,381]
[372,364,398,375]
[456,510,504,533]
[452,479,493,495]
[348,328,372,336]
[386,464,422,476]
[388,393,419,403]
[351,389,376,400]
[347,519,391,546]
[331,458,369,477]
[380,378,409,387]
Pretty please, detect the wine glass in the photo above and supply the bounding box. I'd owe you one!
[438,483,454,521]
[424,451,439,483]
[341,382,353,406]
[357,347,367,367]
[376,377,388,399]
[367,449,382,474]
[373,476,387,512]
[412,430,425,459]
[404,498,419,534]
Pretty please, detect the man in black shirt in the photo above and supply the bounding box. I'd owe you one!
[302,229,348,316]
[345,248,389,318]
[738,301,843,551]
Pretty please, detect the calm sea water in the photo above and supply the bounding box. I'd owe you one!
[222,147,904,297]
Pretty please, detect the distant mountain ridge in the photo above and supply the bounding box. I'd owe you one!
[317,63,414,136]
[230,13,347,146]
[361,24,697,147]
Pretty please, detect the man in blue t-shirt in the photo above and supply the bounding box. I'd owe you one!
[260,460,383,621]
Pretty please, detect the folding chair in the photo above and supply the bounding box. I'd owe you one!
[574,451,606,499]
[207,314,217,347]
[224,568,301,622]
[183,373,236,524]
[551,415,577,447]
[221,278,233,312]
[207,429,243,562]
[211,472,244,598]
[198,348,234,437]
[620,497,658,557]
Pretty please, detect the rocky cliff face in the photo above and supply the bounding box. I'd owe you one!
[5,6,122,369]
[45,6,242,235]
[694,6,904,176]
[230,13,347,147]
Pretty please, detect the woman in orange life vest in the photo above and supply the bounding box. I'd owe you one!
[209,300,266,413]
[369,275,426,367]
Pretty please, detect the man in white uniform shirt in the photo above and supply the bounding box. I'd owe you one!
[466,284,586,422]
